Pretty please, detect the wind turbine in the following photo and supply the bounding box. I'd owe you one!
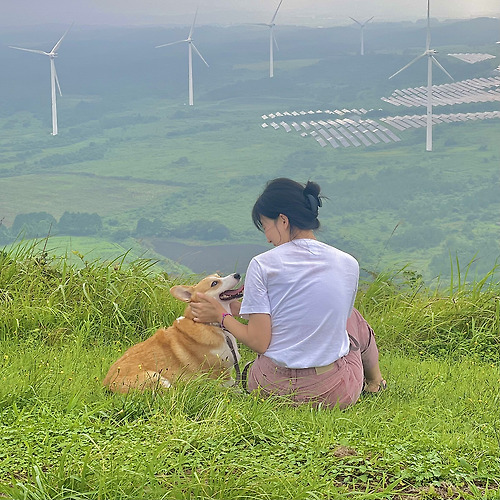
[254,0,284,78]
[389,0,453,152]
[156,10,209,106]
[349,16,374,56]
[9,25,72,136]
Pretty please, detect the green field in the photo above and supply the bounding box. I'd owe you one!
[1,96,498,282]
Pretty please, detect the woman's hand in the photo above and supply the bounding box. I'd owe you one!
[191,293,225,324]
[230,300,241,316]
[192,295,271,354]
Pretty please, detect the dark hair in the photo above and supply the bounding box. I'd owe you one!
[251,178,323,233]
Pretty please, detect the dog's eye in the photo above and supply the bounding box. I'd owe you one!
[211,281,219,287]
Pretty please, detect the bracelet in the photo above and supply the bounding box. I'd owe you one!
[221,312,232,330]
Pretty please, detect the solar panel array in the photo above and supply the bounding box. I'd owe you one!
[260,110,402,149]
[261,109,500,150]
[380,111,500,130]
[260,77,500,151]
[447,53,496,64]
[261,108,369,121]
[381,77,500,107]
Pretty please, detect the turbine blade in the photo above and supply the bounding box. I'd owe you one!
[155,39,187,48]
[349,17,362,26]
[388,52,426,79]
[426,0,431,50]
[9,46,48,56]
[52,22,73,53]
[270,0,283,24]
[53,64,62,96]
[431,56,453,81]
[273,31,279,51]
[366,16,374,24]
[191,43,209,67]
[188,8,198,39]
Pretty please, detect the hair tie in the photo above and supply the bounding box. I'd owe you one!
[306,193,321,215]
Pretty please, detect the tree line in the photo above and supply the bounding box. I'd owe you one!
[0,212,231,245]
[0,212,103,243]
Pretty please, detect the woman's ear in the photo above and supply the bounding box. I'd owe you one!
[279,213,289,226]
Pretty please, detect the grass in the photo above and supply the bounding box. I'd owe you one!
[0,243,499,499]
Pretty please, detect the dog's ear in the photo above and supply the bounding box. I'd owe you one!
[170,285,194,302]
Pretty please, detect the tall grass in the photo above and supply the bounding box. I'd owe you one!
[0,240,190,344]
[357,263,499,361]
[1,243,499,499]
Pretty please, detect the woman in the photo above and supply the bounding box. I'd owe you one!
[191,178,386,409]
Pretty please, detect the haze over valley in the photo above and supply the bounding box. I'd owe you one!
[0,9,499,282]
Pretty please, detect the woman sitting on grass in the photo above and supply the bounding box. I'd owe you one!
[191,178,386,409]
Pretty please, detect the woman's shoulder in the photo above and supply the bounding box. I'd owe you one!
[251,239,358,266]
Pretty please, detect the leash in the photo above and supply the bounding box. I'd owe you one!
[225,333,241,385]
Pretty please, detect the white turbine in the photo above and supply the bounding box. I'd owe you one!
[254,0,284,78]
[389,0,453,152]
[349,16,374,56]
[9,25,72,136]
[156,10,209,106]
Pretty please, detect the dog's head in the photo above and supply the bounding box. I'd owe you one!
[170,273,244,310]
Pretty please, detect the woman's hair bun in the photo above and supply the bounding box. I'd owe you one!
[303,181,322,215]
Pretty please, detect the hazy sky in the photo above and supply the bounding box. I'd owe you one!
[2,0,500,28]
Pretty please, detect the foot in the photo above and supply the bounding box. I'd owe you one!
[363,379,387,394]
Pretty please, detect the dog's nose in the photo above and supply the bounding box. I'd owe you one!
[233,273,241,280]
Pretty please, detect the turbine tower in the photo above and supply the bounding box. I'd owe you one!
[349,16,374,56]
[156,10,209,106]
[389,0,453,152]
[9,25,72,136]
[254,0,284,78]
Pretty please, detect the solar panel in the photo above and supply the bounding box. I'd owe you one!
[326,137,340,148]
[326,126,351,147]
[380,118,406,131]
[336,126,361,146]
[349,127,372,146]
[448,53,495,64]
[280,122,292,132]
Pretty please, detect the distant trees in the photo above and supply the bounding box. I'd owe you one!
[5,211,102,239]
[134,218,169,238]
[171,221,230,241]
[388,225,445,251]
[11,212,57,238]
[58,212,103,236]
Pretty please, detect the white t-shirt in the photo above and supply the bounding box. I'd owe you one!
[240,239,359,368]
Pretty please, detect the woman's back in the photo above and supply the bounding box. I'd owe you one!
[241,239,359,368]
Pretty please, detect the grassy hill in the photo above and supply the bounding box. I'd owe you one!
[0,246,498,499]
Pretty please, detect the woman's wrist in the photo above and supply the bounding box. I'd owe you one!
[221,312,233,329]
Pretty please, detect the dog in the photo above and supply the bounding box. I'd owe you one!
[103,273,244,393]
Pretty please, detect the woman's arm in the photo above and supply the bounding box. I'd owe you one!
[191,293,271,354]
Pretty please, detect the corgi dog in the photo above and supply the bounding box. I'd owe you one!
[103,273,243,393]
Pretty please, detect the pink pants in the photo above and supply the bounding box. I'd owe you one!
[246,308,379,409]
